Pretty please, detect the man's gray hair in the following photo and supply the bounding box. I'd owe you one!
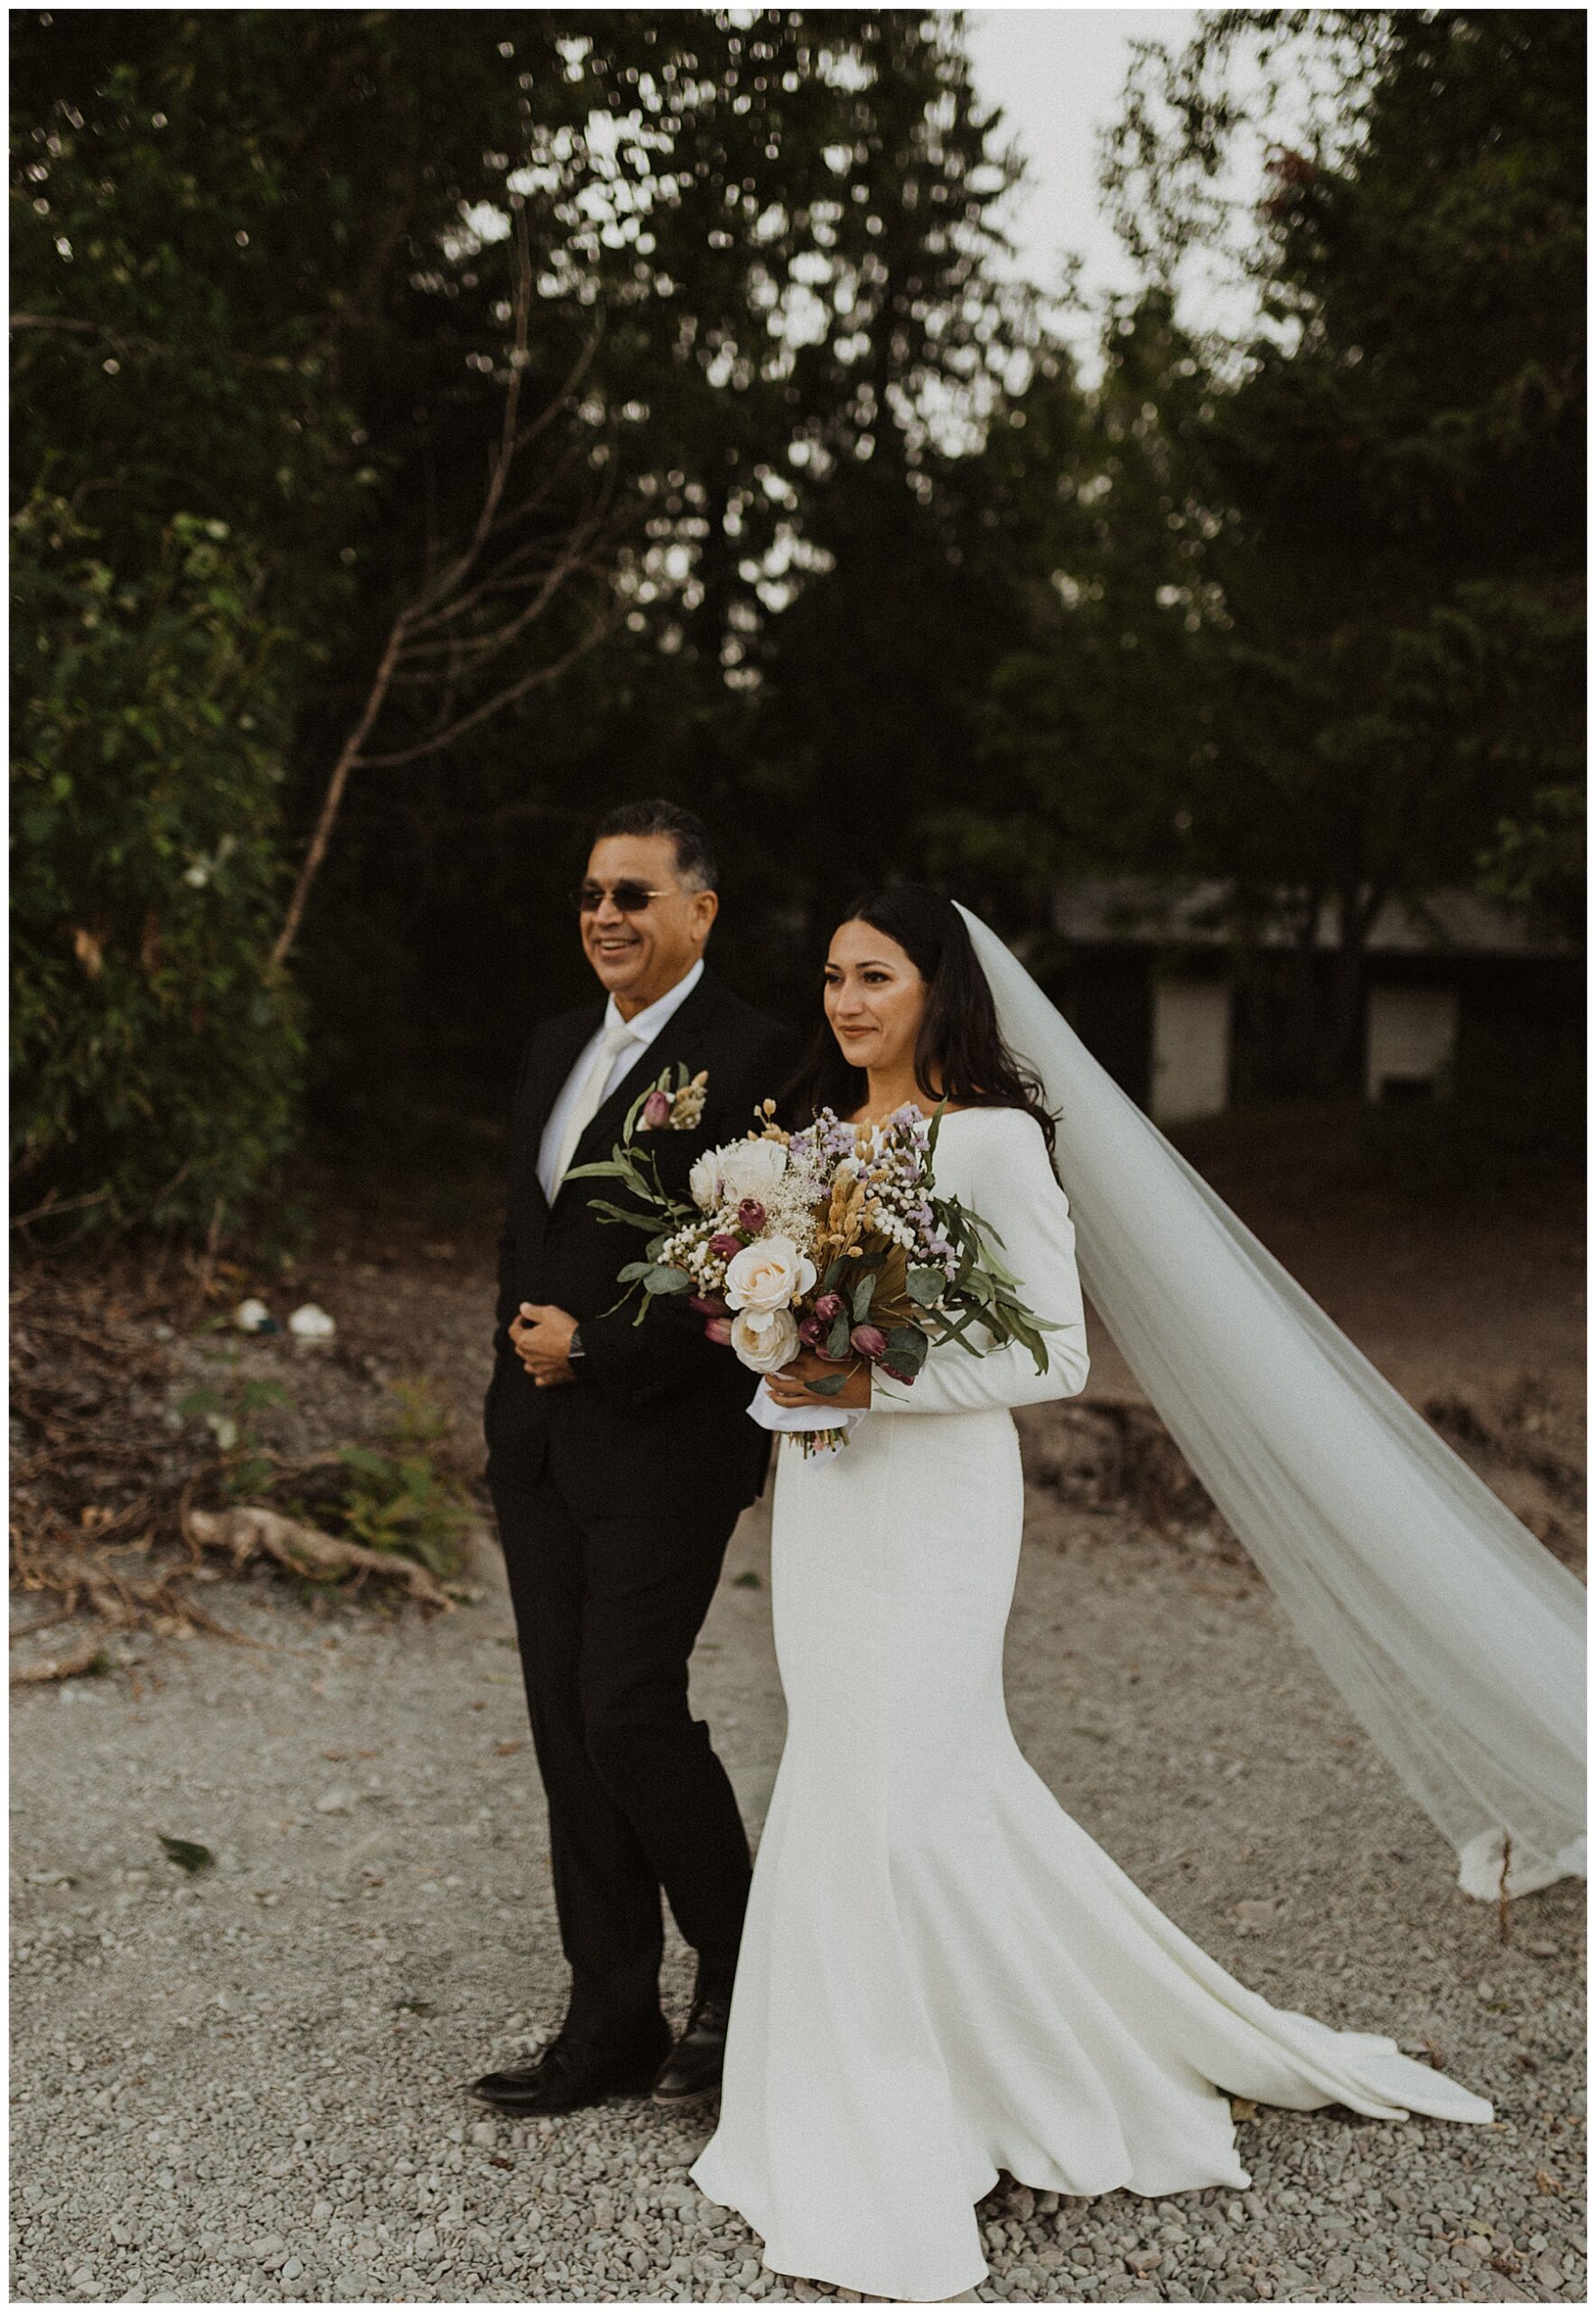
[593,798,717,891]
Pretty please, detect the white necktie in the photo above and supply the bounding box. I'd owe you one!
[550,1020,638,1189]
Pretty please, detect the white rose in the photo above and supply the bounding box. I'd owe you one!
[723,1234,817,1315]
[730,1306,800,1375]
[716,1137,789,1207]
[688,1150,723,1213]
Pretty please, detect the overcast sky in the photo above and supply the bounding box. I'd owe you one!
[964,9,1201,366]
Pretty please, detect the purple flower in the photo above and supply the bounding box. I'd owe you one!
[812,1291,845,1323]
[709,1231,742,1260]
[798,1314,827,1349]
[736,1198,767,1234]
[640,1088,672,1129]
[850,1323,888,1362]
[704,1317,733,1347]
[688,1293,728,1318]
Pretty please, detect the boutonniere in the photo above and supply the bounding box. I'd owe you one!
[564,1064,714,1242]
[636,1064,709,1133]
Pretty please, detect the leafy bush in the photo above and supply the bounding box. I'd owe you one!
[177,1374,295,1501]
[333,1381,474,1580]
[12,496,303,1231]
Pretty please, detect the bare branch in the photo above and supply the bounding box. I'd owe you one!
[11,312,177,359]
[392,513,622,675]
[353,611,621,770]
[270,222,621,967]
[270,612,410,970]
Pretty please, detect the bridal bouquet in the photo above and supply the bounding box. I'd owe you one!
[568,1077,1054,1451]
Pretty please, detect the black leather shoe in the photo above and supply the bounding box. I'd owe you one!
[470,2028,669,2114]
[652,1973,733,2107]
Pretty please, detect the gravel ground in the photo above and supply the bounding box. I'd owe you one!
[12,1468,1585,2306]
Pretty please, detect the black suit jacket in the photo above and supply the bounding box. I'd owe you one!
[484,967,797,1522]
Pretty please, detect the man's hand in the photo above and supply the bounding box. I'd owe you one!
[511,1302,580,1388]
[762,1350,873,1411]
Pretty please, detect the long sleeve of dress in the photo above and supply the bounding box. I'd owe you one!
[871,1110,1090,1417]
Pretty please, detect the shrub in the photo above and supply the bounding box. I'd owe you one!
[12,496,303,1231]
[333,1381,474,1580]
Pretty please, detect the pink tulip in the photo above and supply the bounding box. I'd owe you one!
[704,1317,733,1347]
[850,1324,888,1362]
[709,1231,742,1259]
[640,1089,672,1129]
[737,1198,767,1234]
[812,1291,845,1323]
[798,1315,827,1349]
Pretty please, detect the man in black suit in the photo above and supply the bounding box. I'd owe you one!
[472,799,792,2117]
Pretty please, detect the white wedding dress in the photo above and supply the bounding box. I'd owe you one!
[691,1107,1493,2304]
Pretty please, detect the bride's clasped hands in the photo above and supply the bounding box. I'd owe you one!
[761,1348,872,1411]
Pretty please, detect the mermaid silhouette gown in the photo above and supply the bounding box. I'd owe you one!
[690,1107,1492,2303]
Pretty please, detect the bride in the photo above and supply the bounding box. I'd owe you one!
[688,885,1529,2304]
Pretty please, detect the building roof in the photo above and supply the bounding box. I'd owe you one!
[1050,879,1578,958]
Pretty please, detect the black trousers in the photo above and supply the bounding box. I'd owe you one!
[491,1472,752,2046]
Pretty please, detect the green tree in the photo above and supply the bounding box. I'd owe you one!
[12,497,303,1227]
[12,11,1038,1198]
[982,9,1584,1087]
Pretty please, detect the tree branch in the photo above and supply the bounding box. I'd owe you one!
[268,218,618,968]
[353,610,621,769]
[269,612,410,971]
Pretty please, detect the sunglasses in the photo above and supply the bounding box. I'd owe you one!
[571,880,672,915]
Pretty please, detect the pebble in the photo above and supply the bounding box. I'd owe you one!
[11,1521,1587,2303]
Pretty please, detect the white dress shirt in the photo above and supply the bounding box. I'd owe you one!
[536,958,705,1202]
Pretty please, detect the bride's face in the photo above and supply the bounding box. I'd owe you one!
[823,919,928,1079]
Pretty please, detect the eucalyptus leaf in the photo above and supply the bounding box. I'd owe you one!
[883,1323,929,1369]
[802,1370,848,1398]
[582,1198,660,1230]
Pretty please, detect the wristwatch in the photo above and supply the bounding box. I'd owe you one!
[566,1325,587,1371]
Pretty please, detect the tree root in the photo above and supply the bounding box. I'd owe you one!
[12,1519,247,1638]
[11,1637,113,1686]
[182,1503,453,1611]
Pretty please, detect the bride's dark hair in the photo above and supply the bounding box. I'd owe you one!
[780,885,1057,1156]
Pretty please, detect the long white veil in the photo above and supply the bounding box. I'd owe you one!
[957,904,1585,1900]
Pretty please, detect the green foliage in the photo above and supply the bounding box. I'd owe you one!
[976,11,1584,1088]
[13,9,1042,1178]
[12,497,304,1228]
[17,8,1575,1172]
[177,1371,294,1501]
[333,1381,473,1581]
[1478,784,1586,944]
